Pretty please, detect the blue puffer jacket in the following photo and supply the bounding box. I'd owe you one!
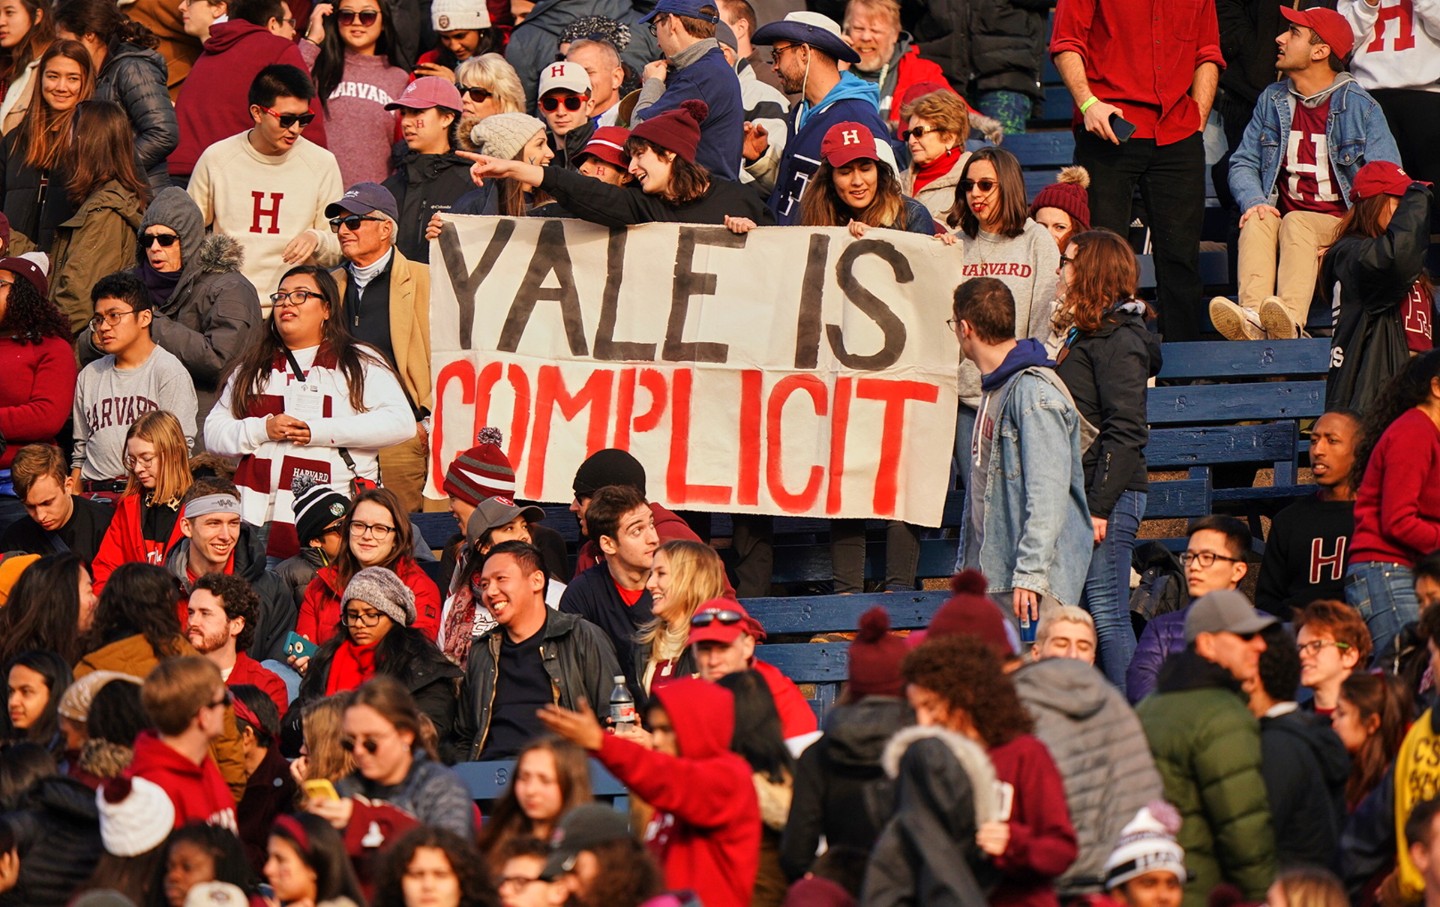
[1127,606,1189,704]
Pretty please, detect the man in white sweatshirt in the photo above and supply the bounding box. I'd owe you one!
[188,64,343,309]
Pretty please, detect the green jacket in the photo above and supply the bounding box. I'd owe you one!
[1136,651,1277,907]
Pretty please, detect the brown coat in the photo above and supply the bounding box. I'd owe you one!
[122,0,202,101]
[332,246,432,412]
[49,181,144,334]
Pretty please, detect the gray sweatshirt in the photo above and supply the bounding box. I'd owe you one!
[72,344,198,480]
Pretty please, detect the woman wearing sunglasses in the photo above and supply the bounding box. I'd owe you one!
[898,89,972,220]
[301,0,408,185]
[204,265,416,562]
[454,52,525,121]
[303,674,476,836]
[291,565,460,746]
[295,487,442,648]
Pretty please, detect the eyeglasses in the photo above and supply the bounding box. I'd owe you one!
[1298,639,1353,657]
[88,309,136,329]
[646,13,667,34]
[960,178,998,194]
[277,15,297,26]
[691,609,745,627]
[260,105,316,129]
[342,609,385,627]
[540,94,585,113]
[1179,551,1242,569]
[336,8,380,25]
[498,877,544,893]
[340,737,381,754]
[329,214,384,232]
[459,85,493,103]
[206,687,233,710]
[123,452,157,470]
[321,522,344,538]
[269,288,322,307]
[1058,254,1075,269]
[140,232,180,248]
[349,520,396,539]
[903,125,943,140]
[946,317,963,333]
[769,43,801,65]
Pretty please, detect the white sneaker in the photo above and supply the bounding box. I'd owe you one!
[1259,296,1301,340]
[1209,297,1263,341]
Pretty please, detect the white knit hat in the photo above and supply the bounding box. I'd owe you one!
[185,882,249,907]
[471,113,546,161]
[96,777,176,857]
[431,0,490,31]
[1103,802,1187,890]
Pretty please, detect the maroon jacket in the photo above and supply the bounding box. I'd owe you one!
[987,733,1079,907]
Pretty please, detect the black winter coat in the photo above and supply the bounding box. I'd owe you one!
[968,0,1053,99]
[538,164,772,227]
[0,776,102,907]
[1260,708,1349,869]
[0,128,75,250]
[94,43,179,190]
[1217,0,1286,105]
[383,150,478,263]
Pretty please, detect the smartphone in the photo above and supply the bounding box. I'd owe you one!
[1109,112,1137,143]
[284,632,318,660]
[303,779,339,801]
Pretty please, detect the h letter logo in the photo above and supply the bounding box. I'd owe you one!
[842,129,859,145]
[251,192,284,234]
[550,64,566,77]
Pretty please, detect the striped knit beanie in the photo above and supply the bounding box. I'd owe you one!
[444,427,516,506]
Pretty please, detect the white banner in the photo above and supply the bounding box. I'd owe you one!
[428,216,961,526]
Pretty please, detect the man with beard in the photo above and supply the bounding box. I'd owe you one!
[187,572,289,715]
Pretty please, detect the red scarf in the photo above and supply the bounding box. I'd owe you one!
[326,639,379,695]
[912,147,962,195]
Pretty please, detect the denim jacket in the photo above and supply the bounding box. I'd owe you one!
[959,366,1093,604]
[1228,74,1401,213]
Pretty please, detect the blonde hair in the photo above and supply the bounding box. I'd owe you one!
[1271,868,1348,907]
[638,540,727,658]
[1035,605,1096,646]
[843,0,900,29]
[899,90,969,145]
[455,53,525,115]
[301,693,357,782]
[124,410,193,505]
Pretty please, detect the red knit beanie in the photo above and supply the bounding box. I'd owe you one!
[847,607,908,698]
[443,427,516,506]
[1028,165,1091,234]
[630,99,708,166]
[924,570,1015,657]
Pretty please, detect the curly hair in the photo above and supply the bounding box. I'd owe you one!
[1351,348,1440,490]
[902,634,1033,747]
[372,826,497,907]
[0,265,68,343]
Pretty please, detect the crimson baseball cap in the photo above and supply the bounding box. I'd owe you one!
[687,598,767,646]
[385,76,463,114]
[1350,160,1430,201]
[579,126,631,170]
[1279,6,1354,60]
[820,121,880,168]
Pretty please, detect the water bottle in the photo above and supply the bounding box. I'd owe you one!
[609,676,636,732]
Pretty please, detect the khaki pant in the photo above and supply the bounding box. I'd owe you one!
[377,425,428,514]
[1237,209,1341,328]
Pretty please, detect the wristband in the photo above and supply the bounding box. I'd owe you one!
[1080,96,1098,114]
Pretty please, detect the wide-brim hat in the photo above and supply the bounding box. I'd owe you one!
[752,11,859,65]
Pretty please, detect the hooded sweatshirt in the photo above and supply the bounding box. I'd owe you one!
[127,729,238,831]
[1260,704,1350,868]
[596,678,760,907]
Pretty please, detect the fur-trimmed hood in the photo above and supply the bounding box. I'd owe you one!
[194,232,245,274]
[881,723,1000,827]
[77,738,134,780]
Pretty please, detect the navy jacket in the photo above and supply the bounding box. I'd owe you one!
[640,45,745,181]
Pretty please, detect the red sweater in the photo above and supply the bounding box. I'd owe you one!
[91,493,186,595]
[1351,408,1440,567]
[228,651,289,715]
[597,679,759,907]
[0,336,75,469]
[753,658,818,739]
[988,734,1079,907]
[296,559,442,644]
[128,730,238,831]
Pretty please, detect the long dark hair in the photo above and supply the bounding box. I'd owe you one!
[0,650,72,748]
[268,813,365,904]
[150,822,259,906]
[1351,349,1440,491]
[0,741,55,809]
[300,619,435,702]
[622,135,710,204]
[66,99,149,204]
[799,158,905,230]
[1339,672,1409,808]
[227,265,389,418]
[84,562,184,658]
[0,0,54,84]
[310,0,402,111]
[0,553,88,665]
[946,145,1029,237]
[477,736,593,860]
[330,486,415,594]
[716,669,792,784]
[21,38,91,172]
[52,0,159,52]
[372,826,496,907]
[1328,190,1434,300]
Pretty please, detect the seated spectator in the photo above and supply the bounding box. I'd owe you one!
[454,111,549,215]
[1029,605,1097,663]
[155,821,263,906]
[494,837,551,907]
[187,573,289,715]
[1248,623,1348,869]
[274,479,350,612]
[0,0,54,135]
[293,565,460,741]
[535,805,667,907]
[637,539,726,696]
[230,683,296,874]
[791,119,938,239]
[85,774,177,903]
[566,448,703,579]
[690,598,818,741]
[264,813,365,907]
[305,675,475,835]
[286,692,355,778]
[0,743,104,905]
[382,78,472,263]
[570,124,634,187]
[187,65,343,302]
[565,38,626,128]
[52,0,178,191]
[125,0,201,102]
[0,444,114,563]
[476,736,593,867]
[633,0,743,180]
[0,552,98,666]
[1333,671,1408,811]
[451,541,619,760]
[1294,599,1371,714]
[1213,7,1399,342]
[899,89,971,221]
[1404,794,1440,904]
[73,272,197,488]
[295,487,442,645]
[1029,166,1091,254]
[0,650,71,753]
[713,19,787,137]
[841,0,947,128]
[68,671,147,788]
[132,655,240,830]
[454,52,526,126]
[537,61,596,168]
[1128,516,1253,703]
[559,484,657,696]
[76,562,192,676]
[540,677,760,907]
[1136,590,1278,902]
[0,256,74,538]
[1256,410,1360,620]
[374,826,495,907]
[172,0,328,187]
[90,410,194,593]
[1100,805,1187,907]
[204,265,415,561]
[1325,166,1434,413]
[415,0,501,81]
[298,0,404,186]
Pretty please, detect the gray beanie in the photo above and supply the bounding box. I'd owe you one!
[472,113,547,161]
[342,567,416,627]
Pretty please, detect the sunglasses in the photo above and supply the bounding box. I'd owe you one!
[691,609,745,627]
[141,232,180,248]
[207,687,234,710]
[960,178,998,194]
[329,214,384,232]
[260,106,316,129]
[340,737,381,754]
[540,94,585,113]
[459,85,493,103]
[903,125,942,140]
[336,8,379,25]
